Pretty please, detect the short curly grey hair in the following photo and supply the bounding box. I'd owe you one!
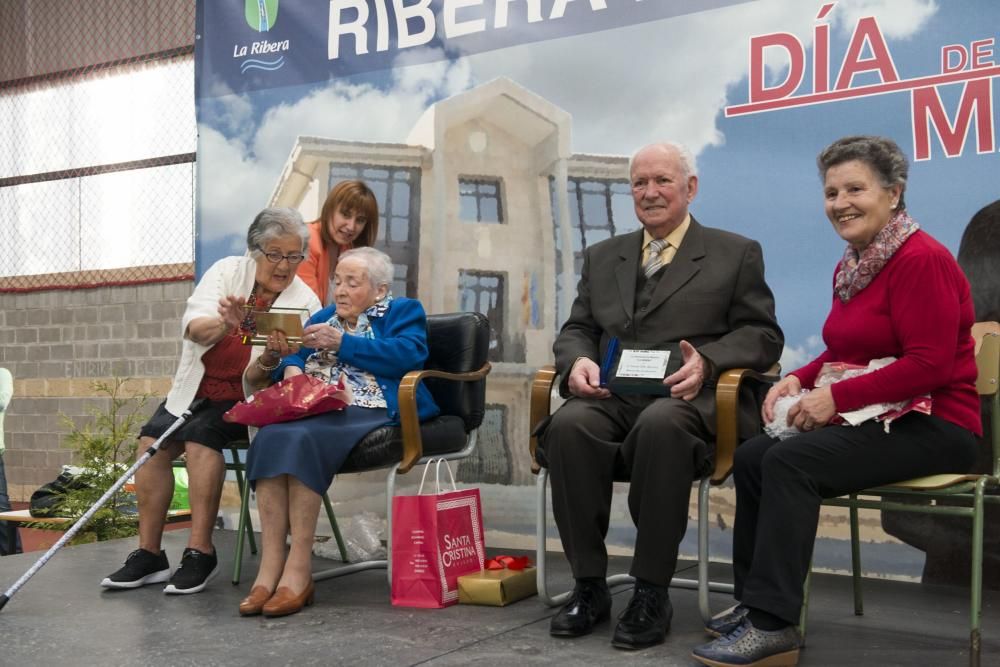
[339,246,394,291]
[817,135,908,210]
[246,207,310,256]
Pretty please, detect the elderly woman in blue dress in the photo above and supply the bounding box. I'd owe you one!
[239,247,439,618]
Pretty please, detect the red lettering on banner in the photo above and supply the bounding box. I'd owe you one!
[911,79,995,161]
[942,45,969,74]
[814,21,830,93]
[727,5,1000,163]
[971,39,996,69]
[749,33,805,103]
[834,17,899,90]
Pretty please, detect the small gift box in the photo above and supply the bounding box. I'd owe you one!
[457,556,537,606]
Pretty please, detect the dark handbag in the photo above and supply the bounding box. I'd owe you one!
[29,468,91,517]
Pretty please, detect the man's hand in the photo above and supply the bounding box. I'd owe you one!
[664,340,705,401]
[786,385,836,431]
[761,375,802,423]
[566,357,611,399]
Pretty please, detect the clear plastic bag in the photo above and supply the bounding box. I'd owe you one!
[313,511,386,562]
[763,392,807,440]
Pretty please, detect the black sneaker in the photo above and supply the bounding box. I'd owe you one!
[163,547,218,595]
[101,548,171,589]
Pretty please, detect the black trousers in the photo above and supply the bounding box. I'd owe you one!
[733,413,978,624]
[0,451,21,556]
[538,394,712,587]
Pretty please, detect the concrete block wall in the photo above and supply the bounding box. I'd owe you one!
[0,279,192,499]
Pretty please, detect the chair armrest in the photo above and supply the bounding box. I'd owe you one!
[529,365,559,474]
[396,362,492,474]
[712,366,780,484]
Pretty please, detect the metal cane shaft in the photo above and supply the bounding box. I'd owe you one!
[0,407,194,609]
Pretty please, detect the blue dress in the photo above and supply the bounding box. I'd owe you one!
[245,296,439,495]
[246,406,389,495]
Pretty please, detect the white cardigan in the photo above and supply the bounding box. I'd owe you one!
[164,256,321,416]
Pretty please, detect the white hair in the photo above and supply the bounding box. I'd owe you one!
[629,142,698,179]
[339,246,394,290]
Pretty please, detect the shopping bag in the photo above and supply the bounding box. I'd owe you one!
[170,467,190,511]
[391,459,486,608]
[222,373,351,427]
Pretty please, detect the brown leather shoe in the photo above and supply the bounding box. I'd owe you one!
[238,585,274,617]
[262,582,315,618]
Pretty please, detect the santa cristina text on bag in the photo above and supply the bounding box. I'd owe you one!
[391,459,486,608]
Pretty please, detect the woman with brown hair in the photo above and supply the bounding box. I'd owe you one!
[297,180,380,306]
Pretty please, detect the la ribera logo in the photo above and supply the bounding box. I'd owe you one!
[245,0,279,33]
[236,0,288,74]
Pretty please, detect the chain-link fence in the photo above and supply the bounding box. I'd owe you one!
[0,0,197,292]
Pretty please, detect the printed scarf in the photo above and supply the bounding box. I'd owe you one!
[834,210,919,302]
[306,295,394,408]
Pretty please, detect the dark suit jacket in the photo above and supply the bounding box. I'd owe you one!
[554,217,783,438]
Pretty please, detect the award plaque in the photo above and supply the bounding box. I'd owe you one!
[241,307,310,346]
[600,337,680,396]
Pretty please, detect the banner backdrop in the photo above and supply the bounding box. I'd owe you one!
[195,0,1000,572]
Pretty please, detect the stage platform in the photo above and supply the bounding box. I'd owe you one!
[0,528,996,666]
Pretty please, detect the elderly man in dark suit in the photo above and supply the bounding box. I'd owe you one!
[536,142,783,650]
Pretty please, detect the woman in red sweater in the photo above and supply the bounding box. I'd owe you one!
[693,136,981,667]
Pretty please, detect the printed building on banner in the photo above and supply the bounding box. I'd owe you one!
[269,77,637,486]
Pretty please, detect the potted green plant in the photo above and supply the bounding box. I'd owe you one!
[30,378,150,542]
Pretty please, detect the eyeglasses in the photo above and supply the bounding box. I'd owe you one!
[257,247,306,265]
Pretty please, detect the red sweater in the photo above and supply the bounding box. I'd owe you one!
[790,231,981,436]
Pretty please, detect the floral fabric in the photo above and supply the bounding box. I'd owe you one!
[834,210,919,302]
[304,295,393,408]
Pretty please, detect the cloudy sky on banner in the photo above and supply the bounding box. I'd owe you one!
[197,0,1000,363]
[199,0,937,245]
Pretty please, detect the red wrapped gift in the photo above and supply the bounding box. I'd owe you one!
[223,373,351,427]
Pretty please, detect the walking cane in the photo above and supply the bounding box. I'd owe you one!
[0,400,206,611]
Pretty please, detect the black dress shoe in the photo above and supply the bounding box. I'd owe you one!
[611,582,673,650]
[549,580,612,637]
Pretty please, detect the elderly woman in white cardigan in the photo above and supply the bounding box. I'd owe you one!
[101,208,320,595]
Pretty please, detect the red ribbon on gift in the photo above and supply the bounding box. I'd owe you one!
[485,555,531,571]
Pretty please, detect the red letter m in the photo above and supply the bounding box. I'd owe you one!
[912,79,994,161]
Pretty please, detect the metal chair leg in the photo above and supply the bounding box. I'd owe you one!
[311,467,394,584]
[322,493,349,563]
[697,477,712,623]
[970,479,985,667]
[232,475,253,585]
[849,499,863,616]
[230,450,256,556]
[535,468,730,610]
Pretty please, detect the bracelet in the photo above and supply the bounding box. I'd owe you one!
[255,355,280,372]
